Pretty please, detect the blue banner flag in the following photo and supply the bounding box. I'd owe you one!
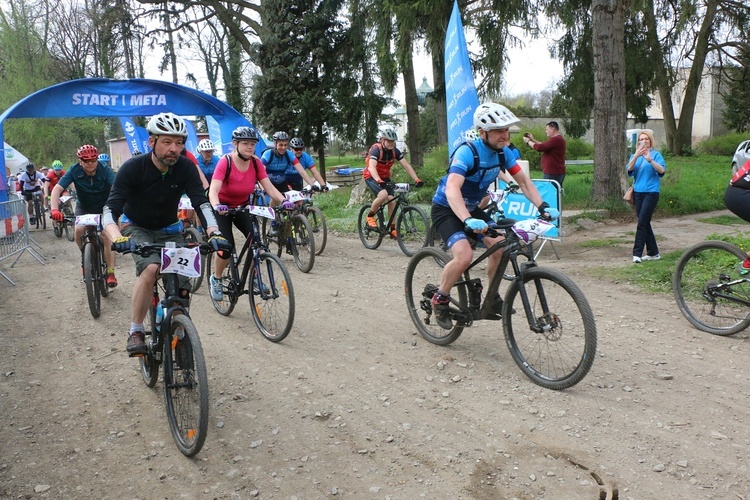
[444,0,480,155]
[119,117,140,154]
[498,179,562,239]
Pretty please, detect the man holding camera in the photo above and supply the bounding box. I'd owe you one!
[524,121,567,188]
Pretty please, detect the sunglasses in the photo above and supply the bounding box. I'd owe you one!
[293,148,304,152]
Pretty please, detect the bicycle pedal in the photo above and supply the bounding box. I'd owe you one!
[128,352,146,358]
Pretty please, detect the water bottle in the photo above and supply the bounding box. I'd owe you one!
[154,304,164,331]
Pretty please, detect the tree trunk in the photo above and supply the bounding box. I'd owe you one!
[402,41,423,168]
[431,51,448,145]
[591,0,627,202]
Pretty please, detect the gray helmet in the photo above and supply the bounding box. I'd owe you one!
[379,128,398,141]
[272,131,289,142]
[289,137,305,149]
[232,127,259,141]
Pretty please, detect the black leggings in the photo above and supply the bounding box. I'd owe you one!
[215,210,254,259]
[725,185,750,223]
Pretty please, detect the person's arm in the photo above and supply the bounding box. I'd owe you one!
[644,150,666,176]
[445,173,471,223]
[50,184,64,211]
[366,147,384,182]
[184,161,218,235]
[195,164,209,190]
[398,158,421,183]
[291,157,315,186]
[307,166,326,188]
[259,177,287,204]
[510,171,544,209]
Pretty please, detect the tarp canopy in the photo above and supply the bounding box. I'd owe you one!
[3,142,29,177]
[0,78,261,201]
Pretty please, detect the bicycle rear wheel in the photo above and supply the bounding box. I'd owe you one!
[404,247,467,345]
[182,227,205,293]
[291,214,315,273]
[673,240,750,335]
[397,205,430,257]
[305,206,327,255]
[163,314,209,457]
[261,217,283,257]
[140,299,159,388]
[503,267,597,390]
[249,252,295,342]
[83,242,101,318]
[205,253,238,316]
[358,206,384,250]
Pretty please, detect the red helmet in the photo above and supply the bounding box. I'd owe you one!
[77,144,99,161]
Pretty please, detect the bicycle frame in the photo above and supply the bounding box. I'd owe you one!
[150,273,191,361]
[374,191,409,233]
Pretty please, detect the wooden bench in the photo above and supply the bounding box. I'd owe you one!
[326,165,364,187]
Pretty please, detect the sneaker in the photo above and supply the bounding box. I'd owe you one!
[642,254,661,261]
[106,273,118,288]
[431,294,453,330]
[389,227,398,239]
[209,274,223,301]
[126,331,147,354]
[366,215,378,229]
[632,256,642,264]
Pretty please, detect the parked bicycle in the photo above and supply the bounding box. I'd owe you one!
[77,213,109,318]
[52,194,76,241]
[673,240,750,335]
[114,240,212,457]
[405,214,597,390]
[261,195,316,273]
[178,195,206,293]
[357,182,429,257]
[300,187,327,255]
[208,203,295,342]
[31,191,46,230]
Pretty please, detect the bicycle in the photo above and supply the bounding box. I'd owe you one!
[178,195,206,293]
[30,191,46,230]
[673,240,750,335]
[52,194,76,241]
[261,197,316,273]
[300,188,327,255]
[405,215,597,390]
[208,203,295,342]
[357,182,429,257]
[77,213,110,319]
[114,239,212,457]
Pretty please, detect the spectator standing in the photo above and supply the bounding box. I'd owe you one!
[524,121,567,187]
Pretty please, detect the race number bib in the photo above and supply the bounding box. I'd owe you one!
[75,214,100,227]
[178,195,193,210]
[285,190,306,203]
[161,247,202,277]
[247,205,276,220]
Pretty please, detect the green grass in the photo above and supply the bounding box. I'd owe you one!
[696,214,744,225]
[579,237,629,248]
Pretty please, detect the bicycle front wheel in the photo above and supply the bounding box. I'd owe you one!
[358,206,384,250]
[53,221,63,238]
[405,247,467,345]
[291,214,315,273]
[397,205,430,257]
[249,252,295,342]
[205,253,238,316]
[83,242,101,318]
[163,314,209,457]
[140,301,159,388]
[97,238,109,298]
[673,240,750,335]
[503,267,597,390]
[183,227,205,293]
[306,206,327,255]
[65,220,74,241]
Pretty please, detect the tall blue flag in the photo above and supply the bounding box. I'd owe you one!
[444,0,480,155]
[119,117,140,154]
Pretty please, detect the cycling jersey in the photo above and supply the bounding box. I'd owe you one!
[261,149,300,185]
[286,151,316,182]
[213,155,268,208]
[198,155,219,182]
[362,143,404,181]
[432,140,521,212]
[57,162,115,212]
[46,170,66,192]
[19,171,45,191]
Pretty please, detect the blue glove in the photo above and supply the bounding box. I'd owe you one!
[213,204,228,214]
[112,236,135,253]
[540,208,560,221]
[464,217,488,233]
[281,200,295,210]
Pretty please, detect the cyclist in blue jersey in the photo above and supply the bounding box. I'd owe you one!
[288,137,328,191]
[430,103,552,330]
[196,139,219,184]
[260,131,315,194]
[98,153,111,169]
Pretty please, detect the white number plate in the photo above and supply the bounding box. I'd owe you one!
[247,205,276,220]
[160,247,202,277]
[285,190,306,203]
[75,214,100,226]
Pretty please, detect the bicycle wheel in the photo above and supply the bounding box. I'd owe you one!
[97,238,109,298]
[205,253,238,316]
[139,299,159,388]
[34,200,42,229]
[305,206,327,255]
[261,217,283,257]
[503,266,597,390]
[182,227,205,293]
[673,240,750,335]
[358,206,384,250]
[163,314,209,457]
[249,252,295,342]
[405,247,467,345]
[65,220,74,241]
[290,214,315,273]
[397,205,430,257]
[83,242,101,318]
[53,221,63,237]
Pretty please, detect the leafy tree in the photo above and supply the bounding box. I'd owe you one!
[720,49,750,132]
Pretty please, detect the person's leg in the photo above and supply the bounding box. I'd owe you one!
[632,192,646,259]
[641,192,660,256]
[210,213,235,300]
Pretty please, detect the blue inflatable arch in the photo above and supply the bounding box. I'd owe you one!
[0,78,261,201]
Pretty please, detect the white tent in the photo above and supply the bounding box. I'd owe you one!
[3,141,29,176]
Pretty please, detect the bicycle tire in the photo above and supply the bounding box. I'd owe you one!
[261,217,283,257]
[182,227,205,293]
[34,199,42,229]
[358,205,384,250]
[249,252,295,342]
[97,238,109,298]
[163,314,209,457]
[83,242,101,318]
[673,240,750,335]
[405,247,467,345]
[291,214,315,273]
[65,221,74,241]
[139,300,159,388]
[205,253,238,316]
[305,206,327,255]
[397,205,430,257]
[53,222,62,237]
[503,266,597,390]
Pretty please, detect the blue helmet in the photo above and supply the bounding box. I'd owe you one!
[98,153,110,163]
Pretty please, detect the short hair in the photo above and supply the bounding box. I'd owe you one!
[546,121,560,131]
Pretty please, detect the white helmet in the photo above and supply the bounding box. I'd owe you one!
[379,128,398,141]
[473,103,520,131]
[464,128,480,141]
[146,112,188,137]
[197,139,216,152]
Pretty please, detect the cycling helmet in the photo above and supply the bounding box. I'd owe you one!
[272,131,289,142]
[76,144,99,160]
[464,129,480,141]
[289,137,305,149]
[232,127,260,141]
[379,128,398,141]
[98,153,110,163]
[146,112,188,137]
[473,103,520,131]
[26,163,35,171]
[52,160,64,170]
[197,139,216,151]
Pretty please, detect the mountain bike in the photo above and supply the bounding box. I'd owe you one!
[30,191,46,230]
[673,240,750,335]
[208,204,295,342]
[357,182,429,257]
[178,195,206,293]
[405,215,597,390]
[77,214,109,318]
[115,240,212,457]
[300,188,327,255]
[52,194,75,241]
[261,199,316,273]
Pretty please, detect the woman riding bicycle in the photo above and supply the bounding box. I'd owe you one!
[725,158,750,271]
[207,126,292,301]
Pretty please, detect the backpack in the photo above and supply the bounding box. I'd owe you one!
[262,147,292,169]
[223,154,260,183]
[447,141,504,179]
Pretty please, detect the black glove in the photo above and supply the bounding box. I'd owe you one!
[311,185,321,192]
[537,201,552,221]
[208,232,231,252]
[322,185,330,192]
[112,236,134,253]
[414,180,424,188]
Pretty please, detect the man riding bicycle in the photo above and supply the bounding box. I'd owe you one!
[430,102,551,330]
[50,145,118,285]
[363,128,423,238]
[101,112,229,355]
[287,137,327,191]
[19,163,46,223]
[261,131,316,195]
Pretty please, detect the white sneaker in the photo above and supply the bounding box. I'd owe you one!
[632,256,642,264]
[642,254,661,261]
[209,274,223,301]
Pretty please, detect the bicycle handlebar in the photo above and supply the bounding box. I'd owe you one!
[112,240,214,257]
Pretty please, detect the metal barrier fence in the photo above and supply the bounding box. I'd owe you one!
[0,196,45,285]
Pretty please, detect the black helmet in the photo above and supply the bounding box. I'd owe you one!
[232,126,260,141]
[289,137,305,149]
[26,163,35,170]
[272,131,289,142]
